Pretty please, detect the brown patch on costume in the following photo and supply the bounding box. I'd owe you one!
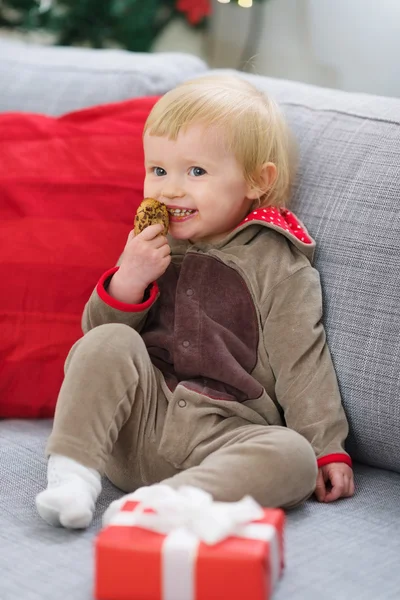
[134,198,169,236]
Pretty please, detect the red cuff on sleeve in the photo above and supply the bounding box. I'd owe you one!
[96,267,159,313]
[317,453,353,468]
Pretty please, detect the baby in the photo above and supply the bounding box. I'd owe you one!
[36,75,354,529]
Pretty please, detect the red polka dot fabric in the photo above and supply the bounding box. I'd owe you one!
[238,206,313,245]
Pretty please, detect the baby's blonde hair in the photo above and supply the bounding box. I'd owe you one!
[143,75,297,208]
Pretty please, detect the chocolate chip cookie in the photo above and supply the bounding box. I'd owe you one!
[134,198,169,236]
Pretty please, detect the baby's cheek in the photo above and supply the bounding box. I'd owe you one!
[143,178,154,198]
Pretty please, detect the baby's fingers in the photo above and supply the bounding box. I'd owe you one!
[349,474,355,496]
[126,224,164,247]
[159,243,172,258]
[314,469,326,502]
[137,223,164,240]
[324,472,344,502]
[343,474,355,498]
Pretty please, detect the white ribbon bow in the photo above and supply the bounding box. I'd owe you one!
[109,484,267,545]
[108,485,281,600]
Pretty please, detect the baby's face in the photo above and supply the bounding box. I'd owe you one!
[143,124,254,243]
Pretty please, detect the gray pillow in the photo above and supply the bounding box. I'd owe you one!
[0,39,207,115]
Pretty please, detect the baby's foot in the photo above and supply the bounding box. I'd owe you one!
[36,454,101,529]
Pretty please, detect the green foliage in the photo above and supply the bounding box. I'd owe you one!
[0,0,267,52]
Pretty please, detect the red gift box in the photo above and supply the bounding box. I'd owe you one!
[95,490,285,600]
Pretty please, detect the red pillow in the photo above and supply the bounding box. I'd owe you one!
[0,96,159,418]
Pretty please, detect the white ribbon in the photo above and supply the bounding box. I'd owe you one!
[109,485,281,600]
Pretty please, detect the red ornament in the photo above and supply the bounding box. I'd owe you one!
[176,0,212,25]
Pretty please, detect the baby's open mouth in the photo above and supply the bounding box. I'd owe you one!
[167,208,196,216]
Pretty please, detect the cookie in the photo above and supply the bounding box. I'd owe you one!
[134,198,169,236]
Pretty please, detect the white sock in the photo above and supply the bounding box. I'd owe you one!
[36,454,102,529]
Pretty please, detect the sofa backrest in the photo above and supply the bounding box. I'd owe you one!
[0,39,207,115]
[2,37,399,473]
[211,70,400,473]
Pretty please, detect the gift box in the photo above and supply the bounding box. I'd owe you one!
[95,486,285,600]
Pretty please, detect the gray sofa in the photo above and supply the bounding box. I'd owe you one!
[1,39,400,600]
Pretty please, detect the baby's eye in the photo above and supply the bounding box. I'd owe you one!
[153,167,166,176]
[189,167,206,177]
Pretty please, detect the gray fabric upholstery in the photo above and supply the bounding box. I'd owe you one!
[206,69,400,474]
[0,39,207,115]
[1,419,400,600]
[0,420,121,600]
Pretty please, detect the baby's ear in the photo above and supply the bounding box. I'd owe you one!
[246,162,277,200]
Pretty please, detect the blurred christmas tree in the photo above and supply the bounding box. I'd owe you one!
[0,0,266,52]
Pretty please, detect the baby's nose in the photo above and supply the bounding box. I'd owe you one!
[161,186,185,200]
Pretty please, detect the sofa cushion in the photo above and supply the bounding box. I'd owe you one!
[0,96,159,418]
[0,39,207,116]
[208,71,400,473]
[1,419,400,600]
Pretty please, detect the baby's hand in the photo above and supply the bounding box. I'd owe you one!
[109,224,171,304]
[120,224,171,287]
[315,462,355,503]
